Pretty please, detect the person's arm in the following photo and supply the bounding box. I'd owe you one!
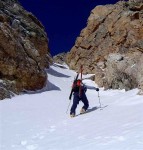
[82,84,87,92]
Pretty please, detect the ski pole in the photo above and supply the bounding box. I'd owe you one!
[66,100,72,114]
[97,91,101,108]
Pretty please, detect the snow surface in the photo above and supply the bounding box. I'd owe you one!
[0,63,143,150]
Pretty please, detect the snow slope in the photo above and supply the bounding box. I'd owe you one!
[0,63,143,150]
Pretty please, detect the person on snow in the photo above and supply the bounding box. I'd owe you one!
[70,79,99,117]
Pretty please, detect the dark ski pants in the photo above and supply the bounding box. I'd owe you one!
[70,92,89,115]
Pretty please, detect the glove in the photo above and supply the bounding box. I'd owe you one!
[96,88,99,91]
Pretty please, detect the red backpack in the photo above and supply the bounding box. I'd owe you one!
[72,79,81,92]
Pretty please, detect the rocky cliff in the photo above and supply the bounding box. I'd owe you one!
[53,52,67,65]
[0,0,52,100]
[66,0,143,94]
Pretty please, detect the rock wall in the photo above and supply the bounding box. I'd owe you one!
[66,0,143,94]
[53,52,67,64]
[0,0,52,100]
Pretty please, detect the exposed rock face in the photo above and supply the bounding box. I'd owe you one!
[66,0,143,94]
[53,52,67,64]
[0,0,52,100]
[129,0,143,3]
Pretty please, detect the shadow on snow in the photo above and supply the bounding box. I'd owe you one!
[47,67,70,78]
[76,105,108,117]
[22,65,71,95]
[53,63,68,69]
[22,80,61,95]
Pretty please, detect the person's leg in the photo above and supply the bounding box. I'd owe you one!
[70,93,80,116]
[81,92,89,111]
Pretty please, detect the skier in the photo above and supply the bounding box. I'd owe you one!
[70,79,99,117]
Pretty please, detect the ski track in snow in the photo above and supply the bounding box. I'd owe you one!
[0,63,143,150]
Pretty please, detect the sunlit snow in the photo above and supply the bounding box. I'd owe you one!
[0,63,143,150]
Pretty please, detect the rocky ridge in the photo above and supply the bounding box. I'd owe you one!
[0,0,52,100]
[66,0,143,94]
[53,52,67,65]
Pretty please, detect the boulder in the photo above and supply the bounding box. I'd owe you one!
[0,0,52,100]
[53,52,67,64]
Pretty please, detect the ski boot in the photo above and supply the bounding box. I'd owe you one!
[70,113,75,118]
[80,108,86,114]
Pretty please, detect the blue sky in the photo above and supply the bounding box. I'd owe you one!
[19,0,118,56]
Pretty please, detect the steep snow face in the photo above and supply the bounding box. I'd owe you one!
[0,63,143,150]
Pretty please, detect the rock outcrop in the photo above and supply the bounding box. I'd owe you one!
[0,0,52,100]
[66,0,143,94]
[53,52,67,64]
